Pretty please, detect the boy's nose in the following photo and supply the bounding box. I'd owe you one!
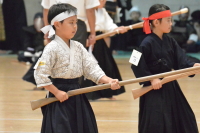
[74,24,77,28]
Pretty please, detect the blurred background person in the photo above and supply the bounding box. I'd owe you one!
[21,12,45,90]
[105,0,117,21]
[110,0,132,54]
[169,5,194,49]
[18,12,44,64]
[103,0,118,48]
[185,10,200,53]
[124,6,146,51]
[117,0,132,25]
[81,0,126,100]
[0,0,27,54]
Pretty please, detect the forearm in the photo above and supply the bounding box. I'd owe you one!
[43,9,49,26]
[99,75,120,90]
[99,75,112,84]
[86,8,96,35]
[44,84,59,95]
[44,84,68,102]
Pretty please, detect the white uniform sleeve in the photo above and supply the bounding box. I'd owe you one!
[80,44,105,84]
[188,34,198,42]
[34,44,56,88]
[41,0,51,9]
[103,8,118,33]
[85,0,100,9]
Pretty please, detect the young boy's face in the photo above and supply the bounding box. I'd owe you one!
[156,16,172,33]
[34,17,44,32]
[56,15,78,39]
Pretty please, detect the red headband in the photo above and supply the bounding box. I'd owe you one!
[142,10,171,34]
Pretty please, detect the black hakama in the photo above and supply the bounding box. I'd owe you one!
[22,58,38,85]
[41,78,98,133]
[131,33,199,133]
[1,0,27,51]
[81,33,125,100]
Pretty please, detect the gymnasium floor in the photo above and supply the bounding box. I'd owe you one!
[0,54,200,133]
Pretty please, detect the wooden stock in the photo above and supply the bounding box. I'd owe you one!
[30,66,200,110]
[95,8,188,40]
[132,69,200,99]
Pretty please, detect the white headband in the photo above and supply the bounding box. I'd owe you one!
[129,6,140,14]
[41,11,77,38]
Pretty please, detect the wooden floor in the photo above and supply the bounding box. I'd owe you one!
[0,55,200,133]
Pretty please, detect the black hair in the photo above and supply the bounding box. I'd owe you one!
[34,12,43,20]
[148,4,170,26]
[47,3,77,25]
[191,10,200,23]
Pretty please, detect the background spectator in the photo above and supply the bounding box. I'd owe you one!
[169,5,194,49]
[124,6,146,51]
[18,12,44,63]
[185,10,200,52]
[1,0,27,54]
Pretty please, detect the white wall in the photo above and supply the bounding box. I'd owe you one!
[23,0,200,25]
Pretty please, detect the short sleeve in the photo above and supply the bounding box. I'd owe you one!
[79,44,105,84]
[34,43,56,87]
[188,34,198,42]
[41,0,51,9]
[85,0,100,9]
[103,8,118,33]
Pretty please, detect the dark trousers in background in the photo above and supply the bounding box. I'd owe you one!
[72,19,87,47]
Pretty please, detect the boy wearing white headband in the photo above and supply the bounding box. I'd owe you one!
[34,3,120,133]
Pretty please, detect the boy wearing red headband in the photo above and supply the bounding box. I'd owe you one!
[131,4,200,133]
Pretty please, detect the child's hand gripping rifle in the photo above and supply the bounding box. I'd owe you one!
[132,69,200,99]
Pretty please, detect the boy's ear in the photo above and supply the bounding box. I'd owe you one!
[54,21,60,29]
[153,19,160,27]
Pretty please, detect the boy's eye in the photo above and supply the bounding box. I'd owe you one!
[167,19,172,22]
[69,21,77,24]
